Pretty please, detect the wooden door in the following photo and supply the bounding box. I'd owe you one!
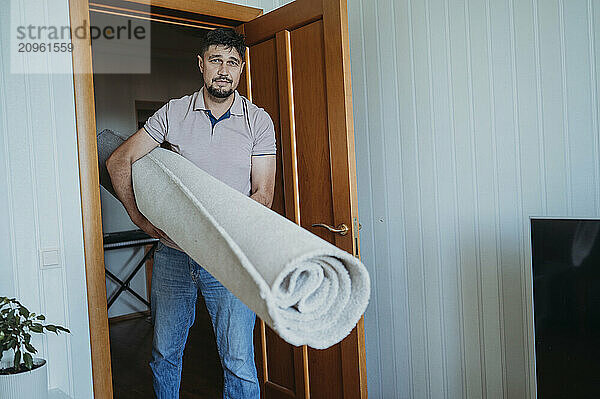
[238,0,367,397]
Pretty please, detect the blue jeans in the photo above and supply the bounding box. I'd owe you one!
[149,241,260,399]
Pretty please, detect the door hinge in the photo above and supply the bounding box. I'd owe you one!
[352,217,360,258]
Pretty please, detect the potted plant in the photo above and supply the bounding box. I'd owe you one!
[0,296,70,399]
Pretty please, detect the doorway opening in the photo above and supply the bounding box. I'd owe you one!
[90,11,224,397]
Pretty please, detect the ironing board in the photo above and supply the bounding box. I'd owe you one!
[103,229,159,310]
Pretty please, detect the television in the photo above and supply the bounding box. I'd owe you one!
[532,218,600,397]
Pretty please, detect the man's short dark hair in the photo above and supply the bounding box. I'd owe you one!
[200,28,246,60]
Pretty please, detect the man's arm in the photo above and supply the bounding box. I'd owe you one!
[250,155,276,208]
[105,128,168,240]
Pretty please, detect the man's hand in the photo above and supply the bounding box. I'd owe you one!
[131,212,168,240]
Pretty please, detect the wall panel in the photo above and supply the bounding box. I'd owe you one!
[0,0,94,397]
[346,0,600,397]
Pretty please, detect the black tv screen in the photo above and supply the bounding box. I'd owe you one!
[532,218,600,398]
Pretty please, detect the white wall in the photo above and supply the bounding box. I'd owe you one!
[0,1,94,398]
[346,0,600,398]
[228,0,292,12]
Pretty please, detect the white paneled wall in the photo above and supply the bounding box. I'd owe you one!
[347,0,600,397]
[0,0,93,398]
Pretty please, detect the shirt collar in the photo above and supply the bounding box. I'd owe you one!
[193,86,244,116]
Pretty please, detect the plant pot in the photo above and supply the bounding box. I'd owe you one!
[0,358,48,399]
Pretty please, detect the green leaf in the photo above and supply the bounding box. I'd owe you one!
[24,342,37,354]
[23,352,33,370]
[18,307,29,318]
[45,325,57,333]
[13,349,21,371]
[30,324,43,333]
[57,326,71,334]
[36,315,45,321]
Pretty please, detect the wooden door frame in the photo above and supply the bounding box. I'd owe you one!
[68,1,261,397]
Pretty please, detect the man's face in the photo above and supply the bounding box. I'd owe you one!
[198,45,244,99]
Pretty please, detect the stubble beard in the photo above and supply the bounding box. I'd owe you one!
[206,82,235,99]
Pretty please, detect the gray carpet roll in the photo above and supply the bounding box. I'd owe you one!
[97,129,370,349]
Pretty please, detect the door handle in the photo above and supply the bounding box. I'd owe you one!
[311,223,349,236]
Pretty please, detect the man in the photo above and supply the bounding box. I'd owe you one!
[106,28,276,399]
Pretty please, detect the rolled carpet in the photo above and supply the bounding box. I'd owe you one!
[97,129,370,349]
